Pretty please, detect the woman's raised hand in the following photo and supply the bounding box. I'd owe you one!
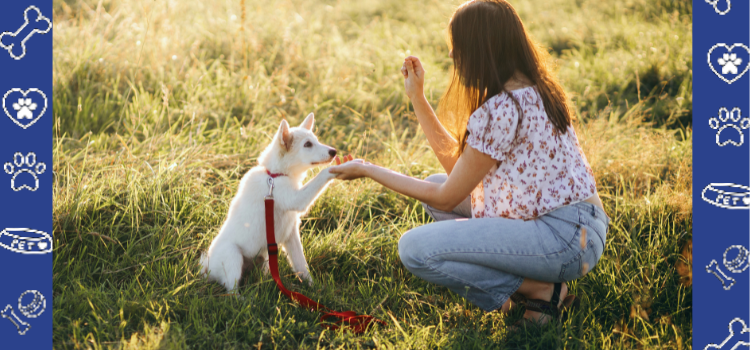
[328,158,371,181]
[401,56,425,100]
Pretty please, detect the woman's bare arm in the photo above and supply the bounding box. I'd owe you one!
[329,146,495,211]
[402,56,459,174]
[409,95,460,174]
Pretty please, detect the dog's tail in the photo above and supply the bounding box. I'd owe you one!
[199,251,209,276]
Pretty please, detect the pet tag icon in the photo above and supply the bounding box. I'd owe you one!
[2,89,47,129]
[0,6,52,60]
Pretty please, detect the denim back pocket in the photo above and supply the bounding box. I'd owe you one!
[540,206,583,251]
[559,238,599,281]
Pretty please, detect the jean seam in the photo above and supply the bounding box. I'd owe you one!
[559,241,588,281]
[428,248,566,259]
[542,221,575,256]
[583,215,608,240]
[423,252,511,310]
[544,212,581,227]
[502,275,525,310]
[548,209,608,243]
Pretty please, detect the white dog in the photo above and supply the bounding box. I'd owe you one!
[200,113,338,292]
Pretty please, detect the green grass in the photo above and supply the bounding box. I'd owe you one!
[52,0,693,348]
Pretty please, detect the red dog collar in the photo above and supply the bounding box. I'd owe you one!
[266,169,287,178]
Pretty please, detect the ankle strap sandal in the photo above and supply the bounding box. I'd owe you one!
[511,283,580,318]
[524,282,563,318]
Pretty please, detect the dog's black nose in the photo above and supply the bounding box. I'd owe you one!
[329,149,337,157]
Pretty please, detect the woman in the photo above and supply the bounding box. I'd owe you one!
[328,0,609,326]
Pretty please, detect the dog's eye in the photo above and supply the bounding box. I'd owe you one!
[304,141,312,148]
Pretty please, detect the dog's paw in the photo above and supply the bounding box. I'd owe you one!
[298,272,314,286]
[321,167,337,180]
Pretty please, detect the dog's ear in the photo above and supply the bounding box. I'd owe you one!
[277,120,293,151]
[299,113,314,131]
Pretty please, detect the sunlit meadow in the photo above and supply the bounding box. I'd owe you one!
[52,0,692,348]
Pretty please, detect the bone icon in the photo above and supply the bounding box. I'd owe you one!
[704,318,750,350]
[0,290,46,335]
[706,259,736,290]
[0,6,52,60]
[1,305,30,335]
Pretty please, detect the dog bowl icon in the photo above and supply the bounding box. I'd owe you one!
[0,228,52,255]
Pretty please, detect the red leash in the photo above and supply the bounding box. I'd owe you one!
[264,170,386,333]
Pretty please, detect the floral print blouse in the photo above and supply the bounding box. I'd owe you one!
[465,86,597,220]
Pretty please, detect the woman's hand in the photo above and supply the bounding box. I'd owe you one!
[401,56,425,100]
[328,159,372,181]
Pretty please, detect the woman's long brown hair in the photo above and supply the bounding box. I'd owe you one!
[438,0,573,156]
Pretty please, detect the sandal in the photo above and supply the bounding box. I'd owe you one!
[508,282,580,331]
[510,284,579,317]
[524,282,565,319]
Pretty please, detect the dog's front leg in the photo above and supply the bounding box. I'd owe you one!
[259,250,270,277]
[277,169,336,213]
[282,225,313,285]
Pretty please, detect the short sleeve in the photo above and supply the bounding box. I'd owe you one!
[465,94,519,162]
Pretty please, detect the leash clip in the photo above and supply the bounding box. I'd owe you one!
[265,177,274,199]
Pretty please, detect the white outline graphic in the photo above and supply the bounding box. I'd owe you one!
[704,318,750,350]
[708,44,750,85]
[1,304,30,335]
[2,89,47,129]
[724,245,749,273]
[3,152,46,191]
[0,290,45,335]
[705,0,731,15]
[0,6,52,60]
[0,228,52,255]
[707,259,736,290]
[709,107,748,146]
[18,290,45,319]
[702,183,750,209]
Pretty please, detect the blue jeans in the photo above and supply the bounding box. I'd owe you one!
[398,174,610,312]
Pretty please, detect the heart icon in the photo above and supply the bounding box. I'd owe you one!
[37,242,47,250]
[2,88,47,129]
[708,43,750,85]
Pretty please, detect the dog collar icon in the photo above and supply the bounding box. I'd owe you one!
[702,183,750,209]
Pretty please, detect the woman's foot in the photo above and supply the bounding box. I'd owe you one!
[499,298,517,313]
[518,281,568,325]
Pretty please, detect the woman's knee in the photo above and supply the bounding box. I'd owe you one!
[398,227,431,271]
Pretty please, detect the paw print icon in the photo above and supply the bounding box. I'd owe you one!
[3,152,46,191]
[710,107,749,146]
[718,53,743,75]
[12,98,37,120]
[3,88,47,129]
[708,44,750,84]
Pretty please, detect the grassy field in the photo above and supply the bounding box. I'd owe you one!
[52,0,693,348]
